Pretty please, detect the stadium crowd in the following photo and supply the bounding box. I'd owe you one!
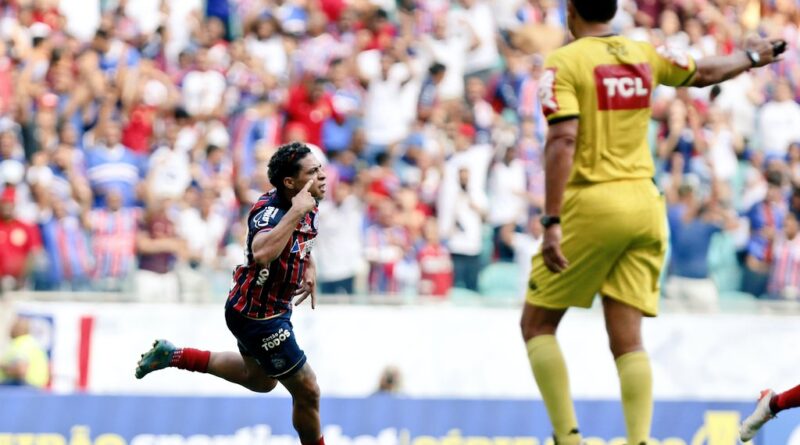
[0,0,799,307]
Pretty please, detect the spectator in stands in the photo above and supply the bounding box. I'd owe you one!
[146,123,192,201]
[375,365,402,395]
[758,78,800,159]
[364,199,409,294]
[665,181,736,312]
[177,188,226,302]
[38,198,94,291]
[182,48,226,119]
[767,211,800,300]
[85,121,143,208]
[316,179,365,295]
[743,171,789,298]
[285,74,343,149]
[417,218,453,298]
[135,198,184,302]
[361,49,416,164]
[417,62,446,123]
[0,187,41,292]
[421,15,478,102]
[440,167,485,292]
[87,187,138,291]
[0,316,49,388]
[488,144,527,262]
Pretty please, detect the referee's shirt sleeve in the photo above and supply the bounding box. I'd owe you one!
[539,52,580,124]
[647,43,697,87]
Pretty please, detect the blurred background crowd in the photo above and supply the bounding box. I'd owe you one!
[1,0,800,309]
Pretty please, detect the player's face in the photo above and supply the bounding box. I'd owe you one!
[292,154,327,200]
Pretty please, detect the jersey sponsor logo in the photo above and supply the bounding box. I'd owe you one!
[254,207,279,228]
[539,68,559,117]
[594,64,652,111]
[656,45,690,70]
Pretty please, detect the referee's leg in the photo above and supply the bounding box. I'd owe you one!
[520,303,582,445]
[603,297,651,445]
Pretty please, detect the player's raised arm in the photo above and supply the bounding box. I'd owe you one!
[690,37,785,88]
[251,179,316,265]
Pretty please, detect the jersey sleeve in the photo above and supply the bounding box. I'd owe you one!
[539,52,580,123]
[249,205,285,236]
[647,43,697,87]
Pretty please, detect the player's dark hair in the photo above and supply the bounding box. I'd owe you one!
[268,141,312,192]
[570,0,617,23]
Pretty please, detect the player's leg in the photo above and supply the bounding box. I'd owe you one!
[740,384,800,441]
[520,303,582,445]
[602,297,651,445]
[280,363,323,445]
[134,339,278,392]
[771,384,800,414]
[208,352,278,393]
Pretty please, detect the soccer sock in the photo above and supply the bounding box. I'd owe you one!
[526,335,582,445]
[616,351,653,445]
[770,384,800,414]
[302,436,324,445]
[170,348,211,373]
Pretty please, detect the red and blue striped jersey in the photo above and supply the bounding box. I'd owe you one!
[227,189,318,319]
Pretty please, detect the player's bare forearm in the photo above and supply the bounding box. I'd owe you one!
[252,207,305,265]
[544,119,578,216]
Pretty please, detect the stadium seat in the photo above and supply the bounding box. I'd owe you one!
[449,287,482,305]
[718,291,759,312]
[478,262,522,299]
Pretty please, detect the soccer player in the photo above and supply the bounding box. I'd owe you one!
[135,142,327,445]
[519,2,785,444]
[740,385,800,442]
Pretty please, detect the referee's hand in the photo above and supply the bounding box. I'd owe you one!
[542,225,569,273]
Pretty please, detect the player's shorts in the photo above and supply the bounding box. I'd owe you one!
[225,307,307,380]
[526,178,667,316]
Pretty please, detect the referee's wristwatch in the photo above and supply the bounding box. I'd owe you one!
[745,49,760,68]
[540,215,561,228]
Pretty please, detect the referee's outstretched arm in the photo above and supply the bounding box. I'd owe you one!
[691,36,786,87]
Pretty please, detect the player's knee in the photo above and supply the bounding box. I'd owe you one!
[299,379,321,406]
[608,335,642,358]
[520,317,556,341]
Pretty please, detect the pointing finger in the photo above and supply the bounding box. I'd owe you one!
[301,179,314,192]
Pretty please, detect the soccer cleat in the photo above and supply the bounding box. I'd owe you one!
[740,389,776,442]
[135,339,176,379]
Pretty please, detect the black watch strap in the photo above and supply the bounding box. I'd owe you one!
[540,215,561,228]
[745,50,759,67]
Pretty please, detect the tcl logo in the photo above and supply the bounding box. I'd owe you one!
[594,64,652,111]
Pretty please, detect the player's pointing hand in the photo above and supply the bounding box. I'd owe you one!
[292,179,317,214]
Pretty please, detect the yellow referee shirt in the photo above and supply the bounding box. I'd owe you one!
[539,35,697,185]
